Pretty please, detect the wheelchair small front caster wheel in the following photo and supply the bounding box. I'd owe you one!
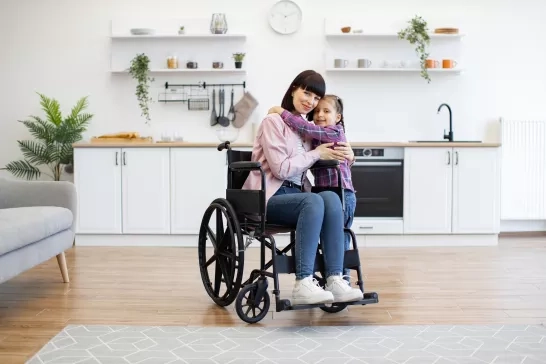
[235,282,270,324]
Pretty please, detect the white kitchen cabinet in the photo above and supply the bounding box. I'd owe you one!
[170,148,228,234]
[403,147,453,234]
[74,147,122,234]
[121,148,171,234]
[452,148,500,233]
[74,147,171,234]
[403,147,500,234]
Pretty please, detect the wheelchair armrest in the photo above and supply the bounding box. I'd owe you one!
[310,160,340,170]
[230,161,262,170]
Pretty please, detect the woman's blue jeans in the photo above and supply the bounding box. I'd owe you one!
[266,186,345,280]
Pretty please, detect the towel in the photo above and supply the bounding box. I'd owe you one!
[233,91,258,128]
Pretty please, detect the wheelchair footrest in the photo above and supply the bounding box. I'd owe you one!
[275,291,378,312]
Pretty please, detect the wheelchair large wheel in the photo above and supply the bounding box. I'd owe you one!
[198,198,244,307]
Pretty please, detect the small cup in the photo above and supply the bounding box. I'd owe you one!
[334,59,348,68]
[186,61,198,69]
[425,59,440,68]
[212,61,223,69]
[357,59,372,68]
[442,59,458,68]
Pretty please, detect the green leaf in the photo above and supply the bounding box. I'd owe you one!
[1,160,41,180]
[37,92,63,126]
[17,140,54,165]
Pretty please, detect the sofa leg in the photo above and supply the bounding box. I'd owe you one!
[56,252,69,283]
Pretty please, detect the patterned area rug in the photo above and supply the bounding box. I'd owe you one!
[27,324,546,364]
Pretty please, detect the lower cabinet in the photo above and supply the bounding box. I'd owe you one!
[74,147,171,234]
[403,147,500,234]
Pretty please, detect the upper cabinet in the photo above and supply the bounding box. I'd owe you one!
[403,147,500,234]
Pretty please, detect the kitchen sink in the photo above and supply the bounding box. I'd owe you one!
[410,140,482,143]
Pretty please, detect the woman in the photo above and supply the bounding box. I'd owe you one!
[242,70,363,306]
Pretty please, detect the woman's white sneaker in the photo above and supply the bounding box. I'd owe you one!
[292,276,334,305]
[325,275,363,303]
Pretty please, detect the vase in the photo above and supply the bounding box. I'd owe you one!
[234,61,242,69]
[210,13,228,34]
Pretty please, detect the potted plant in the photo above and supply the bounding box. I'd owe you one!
[232,52,245,69]
[128,53,154,124]
[398,15,431,83]
[178,26,185,35]
[1,92,93,181]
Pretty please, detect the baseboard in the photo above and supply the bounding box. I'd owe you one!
[75,233,499,248]
[499,231,546,237]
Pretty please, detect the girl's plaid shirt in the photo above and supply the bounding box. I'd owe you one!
[279,110,355,192]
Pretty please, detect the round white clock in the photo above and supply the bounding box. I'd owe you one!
[268,0,302,35]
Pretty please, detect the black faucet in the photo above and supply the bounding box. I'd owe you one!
[437,103,453,142]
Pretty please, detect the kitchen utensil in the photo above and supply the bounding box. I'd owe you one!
[227,88,235,121]
[217,88,230,127]
[210,89,218,125]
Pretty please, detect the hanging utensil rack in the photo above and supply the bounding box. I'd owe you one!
[164,81,246,92]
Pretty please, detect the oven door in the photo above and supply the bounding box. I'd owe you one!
[351,160,404,218]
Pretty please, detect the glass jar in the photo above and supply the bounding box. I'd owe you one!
[167,56,178,69]
[210,13,228,34]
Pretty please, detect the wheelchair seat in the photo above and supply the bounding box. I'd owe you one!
[197,141,379,324]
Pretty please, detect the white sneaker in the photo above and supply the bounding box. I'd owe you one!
[292,276,334,305]
[325,275,363,303]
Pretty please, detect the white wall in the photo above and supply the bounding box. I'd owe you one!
[1,0,545,230]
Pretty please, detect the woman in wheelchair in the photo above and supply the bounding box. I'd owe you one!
[241,70,363,306]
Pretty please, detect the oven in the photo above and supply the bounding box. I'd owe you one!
[351,147,404,219]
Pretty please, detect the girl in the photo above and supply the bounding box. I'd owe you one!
[268,94,356,281]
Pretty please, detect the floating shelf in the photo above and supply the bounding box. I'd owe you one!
[325,33,465,39]
[111,68,246,74]
[111,34,247,40]
[325,68,463,73]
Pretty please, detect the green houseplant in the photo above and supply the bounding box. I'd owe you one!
[232,52,245,69]
[398,15,431,82]
[2,92,93,181]
[128,53,154,124]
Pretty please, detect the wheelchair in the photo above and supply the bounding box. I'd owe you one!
[198,141,378,324]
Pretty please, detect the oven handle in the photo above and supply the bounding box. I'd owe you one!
[353,161,403,166]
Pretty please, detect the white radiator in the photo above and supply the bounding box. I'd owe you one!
[500,118,546,219]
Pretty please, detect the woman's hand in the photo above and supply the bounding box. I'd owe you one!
[315,143,346,161]
[268,106,285,115]
[334,141,354,162]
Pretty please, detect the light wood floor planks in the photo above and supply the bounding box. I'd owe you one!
[1,236,545,363]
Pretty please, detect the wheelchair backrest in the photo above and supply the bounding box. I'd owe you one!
[227,149,253,190]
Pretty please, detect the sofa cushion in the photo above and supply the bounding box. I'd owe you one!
[0,206,73,256]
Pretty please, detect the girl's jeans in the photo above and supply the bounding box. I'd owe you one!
[266,186,345,280]
[343,190,357,278]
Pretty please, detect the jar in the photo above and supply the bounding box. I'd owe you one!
[167,56,178,69]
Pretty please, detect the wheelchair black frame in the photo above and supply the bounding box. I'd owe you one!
[204,141,378,320]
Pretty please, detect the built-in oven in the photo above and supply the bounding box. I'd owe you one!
[351,147,404,219]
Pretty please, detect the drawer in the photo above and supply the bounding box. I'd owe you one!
[351,218,403,235]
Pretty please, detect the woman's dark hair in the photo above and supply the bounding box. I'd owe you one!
[306,94,345,131]
[280,70,326,112]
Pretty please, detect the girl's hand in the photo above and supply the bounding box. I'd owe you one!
[268,106,284,115]
[334,142,355,161]
[316,143,346,161]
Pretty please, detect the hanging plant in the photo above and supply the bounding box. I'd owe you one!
[398,16,431,83]
[128,53,154,123]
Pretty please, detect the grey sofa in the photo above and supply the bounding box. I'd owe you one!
[0,177,76,285]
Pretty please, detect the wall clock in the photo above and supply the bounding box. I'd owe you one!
[268,0,303,35]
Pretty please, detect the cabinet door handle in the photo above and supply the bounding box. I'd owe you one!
[455,151,459,165]
[123,152,126,165]
[115,152,118,165]
[447,151,451,165]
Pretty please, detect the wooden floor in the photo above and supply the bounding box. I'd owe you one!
[1,236,546,363]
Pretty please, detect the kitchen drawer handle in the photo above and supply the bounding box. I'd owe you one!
[359,226,374,229]
[123,152,126,165]
[455,151,459,165]
[353,161,402,166]
[115,152,118,165]
[447,151,451,165]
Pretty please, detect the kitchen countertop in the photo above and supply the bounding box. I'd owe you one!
[73,141,501,148]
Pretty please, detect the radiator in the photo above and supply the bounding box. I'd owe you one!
[500,118,546,219]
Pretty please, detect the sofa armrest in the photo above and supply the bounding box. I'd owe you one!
[0,178,77,232]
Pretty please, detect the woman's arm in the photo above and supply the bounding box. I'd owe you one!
[268,106,344,143]
[260,115,344,180]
